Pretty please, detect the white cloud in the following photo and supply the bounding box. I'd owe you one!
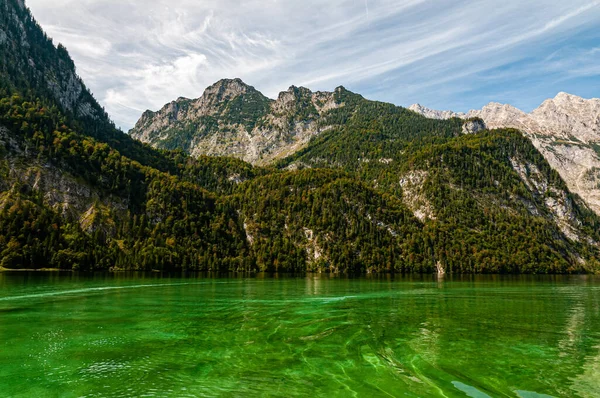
[42,26,112,58]
[25,0,600,130]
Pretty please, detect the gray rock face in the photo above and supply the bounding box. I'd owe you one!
[409,93,600,215]
[462,118,486,135]
[130,80,345,165]
[509,157,588,242]
[46,69,86,116]
[197,78,253,109]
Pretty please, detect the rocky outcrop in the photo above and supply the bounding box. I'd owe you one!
[410,93,600,215]
[130,80,345,165]
[462,118,486,135]
[399,171,436,221]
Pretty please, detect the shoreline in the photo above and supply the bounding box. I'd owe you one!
[0,267,598,276]
[0,267,73,272]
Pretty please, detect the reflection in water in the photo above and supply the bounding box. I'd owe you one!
[436,272,446,289]
[571,345,600,397]
[558,303,585,357]
[556,284,600,398]
[453,381,492,397]
[305,274,323,296]
[0,273,599,397]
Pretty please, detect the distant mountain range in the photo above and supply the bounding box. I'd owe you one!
[133,84,600,217]
[409,94,600,215]
[1,0,599,273]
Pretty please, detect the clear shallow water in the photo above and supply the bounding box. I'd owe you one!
[0,273,599,397]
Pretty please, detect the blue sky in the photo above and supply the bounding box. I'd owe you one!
[26,0,600,131]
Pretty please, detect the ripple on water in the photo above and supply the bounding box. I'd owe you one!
[79,359,134,381]
[85,336,124,348]
[1,275,599,397]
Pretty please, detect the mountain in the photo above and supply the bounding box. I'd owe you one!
[134,77,600,273]
[130,80,355,165]
[276,99,600,264]
[0,0,256,270]
[1,0,599,273]
[409,93,600,215]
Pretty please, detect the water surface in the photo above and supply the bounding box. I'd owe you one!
[0,273,599,397]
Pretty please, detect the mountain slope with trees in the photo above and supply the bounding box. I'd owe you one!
[410,94,600,216]
[0,0,598,273]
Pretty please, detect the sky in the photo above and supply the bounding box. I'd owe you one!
[26,0,600,131]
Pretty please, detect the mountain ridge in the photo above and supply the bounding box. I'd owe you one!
[130,79,353,164]
[1,0,599,273]
[132,80,600,217]
[409,93,600,215]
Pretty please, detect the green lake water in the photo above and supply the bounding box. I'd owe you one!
[0,273,599,397]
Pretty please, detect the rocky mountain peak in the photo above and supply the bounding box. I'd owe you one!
[481,102,522,113]
[537,92,589,114]
[554,91,590,102]
[466,102,527,128]
[286,85,313,96]
[408,104,464,120]
[130,79,351,165]
[275,85,314,108]
[531,93,600,140]
[536,92,599,114]
[140,109,155,119]
[200,78,257,103]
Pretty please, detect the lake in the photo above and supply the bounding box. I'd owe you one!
[0,273,599,397]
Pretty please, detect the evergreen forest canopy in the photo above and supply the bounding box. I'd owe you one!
[0,0,599,273]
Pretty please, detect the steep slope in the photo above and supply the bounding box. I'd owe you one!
[0,0,101,120]
[130,81,354,165]
[0,0,178,172]
[231,169,428,273]
[0,95,256,270]
[410,93,600,215]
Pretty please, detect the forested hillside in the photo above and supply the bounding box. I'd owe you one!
[0,0,598,273]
